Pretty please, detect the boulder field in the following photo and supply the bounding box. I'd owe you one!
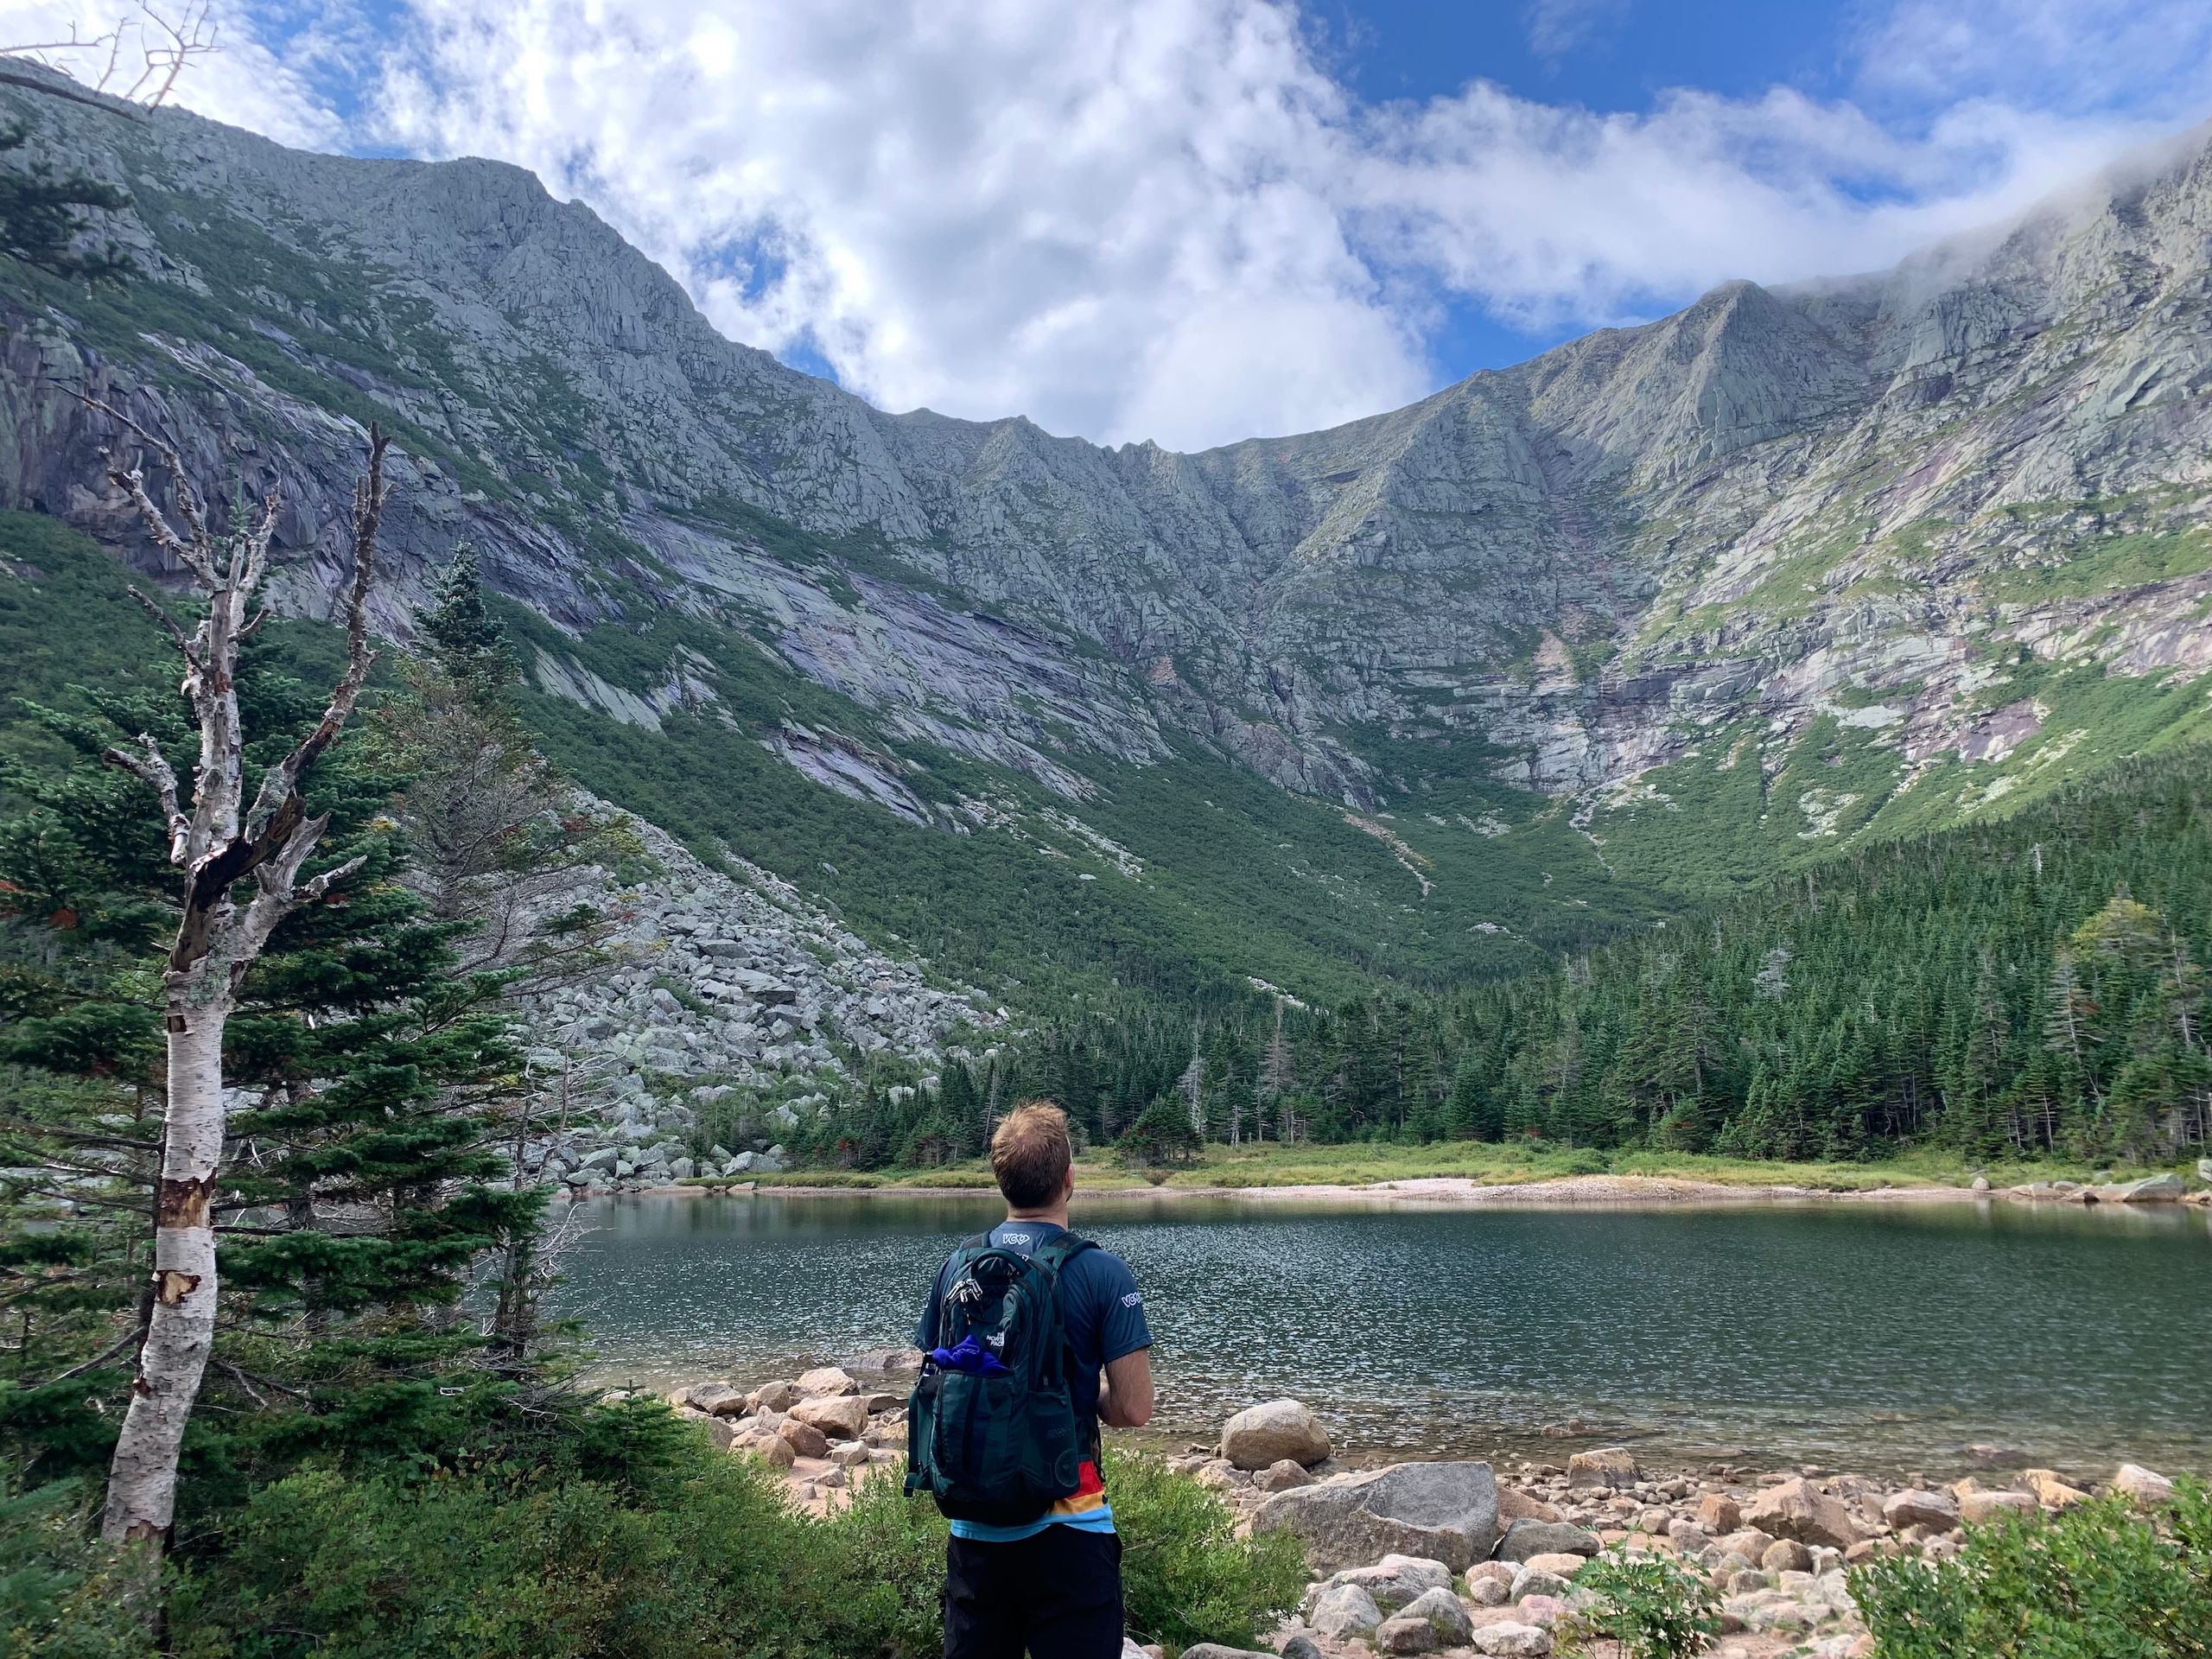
[655,1372,2189,1659]
[1159,1421,2190,1659]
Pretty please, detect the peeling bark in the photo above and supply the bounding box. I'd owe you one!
[89,406,392,1550]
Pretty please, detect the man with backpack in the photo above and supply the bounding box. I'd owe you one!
[908,1100,1155,1658]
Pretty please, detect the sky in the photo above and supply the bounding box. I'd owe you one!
[6,0,2212,451]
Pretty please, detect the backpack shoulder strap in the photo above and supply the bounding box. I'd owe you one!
[1029,1230,1094,1273]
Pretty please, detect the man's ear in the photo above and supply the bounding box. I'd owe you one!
[1062,1166,1077,1203]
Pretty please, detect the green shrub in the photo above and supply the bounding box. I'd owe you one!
[792,1475,948,1657]
[1107,1449,1306,1654]
[0,1482,157,1659]
[1849,1483,2212,1659]
[1563,1550,1719,1659]
[166,1455,807,1659]
[154,1426,1301,1659]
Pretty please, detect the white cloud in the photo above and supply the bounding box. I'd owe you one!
[0,0,341,147]
[372,0,1429,448]
[1350,82,2168,330]
[1523,0,1629,65]
[1859,0,2212,119]
[34,0,2212,449]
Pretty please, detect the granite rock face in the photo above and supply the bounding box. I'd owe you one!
[3,65,2209,855]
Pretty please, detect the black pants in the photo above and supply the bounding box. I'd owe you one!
[944,1527,1124,1659]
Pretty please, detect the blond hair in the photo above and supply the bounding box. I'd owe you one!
[990,1100,1072,1209]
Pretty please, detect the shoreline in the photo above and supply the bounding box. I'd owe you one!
[672,1371,2199,1657]
[556,1170,2209,1211]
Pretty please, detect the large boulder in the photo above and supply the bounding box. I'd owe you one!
[1373,1616,1438,1656]
[2112,1465,2177,1507]
[1494,1519,1599,1561]
[748,1379,802,1413]
[1256,1459,1313,1493]
[1306,1555,1452,1616]
[1498,1487,1565,1523]
[2109,1173,2186,1203]
[1959,1489,2037,1523]
[1256,1461,1500,1573]
[789,1394,869,1440]
[849,1346,926,1373]
[1882,1489,1960,1532]
[778,1417,830,1459]
[2024,1469,2091,1510]
[1472,1624,1551,1657]
[1742,1477,1860,1550]
[1220,1399,1331,1470]
[685,1381,748,1417]
[796,1366,859,1396]
[1696,1494,1741,1533]
[1566,1446,1638,1490]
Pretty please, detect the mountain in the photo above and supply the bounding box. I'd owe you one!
[2,61,2209,1012]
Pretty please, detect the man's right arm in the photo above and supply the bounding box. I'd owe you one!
[914,1260,946,1350]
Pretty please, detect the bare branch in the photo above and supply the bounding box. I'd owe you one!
[137,0,217,109]
[245,426,389,837]
[79,394,213,577]
[101,732,188,864]
[295,852,366,906]
[124,583,202,668]
[238,490,281,595]
[213,1357,308,1406]
[36,1325,146,1388]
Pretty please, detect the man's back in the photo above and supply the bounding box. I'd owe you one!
[917,1218,1152,1538]
[912,1101,1154,1659]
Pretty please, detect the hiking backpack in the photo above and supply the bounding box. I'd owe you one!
[906,1230,1095,1525]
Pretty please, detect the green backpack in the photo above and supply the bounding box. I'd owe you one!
[906,1230,1095,1525]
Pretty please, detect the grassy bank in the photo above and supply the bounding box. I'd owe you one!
[709,1141,2177,1197]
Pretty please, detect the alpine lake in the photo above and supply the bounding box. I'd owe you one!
[551,1191,2212,1482]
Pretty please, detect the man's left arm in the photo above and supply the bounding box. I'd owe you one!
[1099,1349,1154,1428]
[1093,1255,1154,1428]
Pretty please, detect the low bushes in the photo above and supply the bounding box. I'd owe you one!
[1563,1551,1720,1658]
[0,1481,156,1659]
[0,1422,1301,1659]
[1849,1481,2212,1659]
[1105,1448,1306,1653]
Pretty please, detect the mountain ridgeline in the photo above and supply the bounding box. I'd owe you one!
[0,61,2208,1163]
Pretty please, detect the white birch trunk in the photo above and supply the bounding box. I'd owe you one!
[83,402,391,1554]
[101,960,229,1541]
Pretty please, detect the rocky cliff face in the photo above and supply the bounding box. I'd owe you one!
[1,64,2207,889]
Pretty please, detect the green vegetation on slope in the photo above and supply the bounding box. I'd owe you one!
[496,596,1660,1014]
[796,743,2209,1173]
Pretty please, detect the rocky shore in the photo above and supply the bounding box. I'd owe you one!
[563,1165,2212,1210]
[635,1352,927,1518]
[649,1367,2196,1659]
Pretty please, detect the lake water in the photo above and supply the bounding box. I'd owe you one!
[551,1192,2212,1480]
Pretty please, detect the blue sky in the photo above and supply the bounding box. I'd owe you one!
[1322,0,1869,381]
[13,0,2212,448]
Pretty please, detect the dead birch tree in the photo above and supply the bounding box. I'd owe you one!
[87,401,391,1547]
